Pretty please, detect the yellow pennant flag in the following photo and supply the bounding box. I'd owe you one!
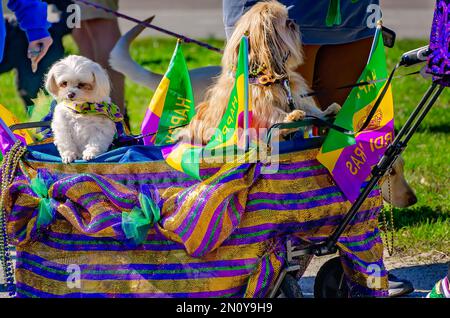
[0,104,33,144]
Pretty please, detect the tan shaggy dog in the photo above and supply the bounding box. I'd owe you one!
[178,1,340,144]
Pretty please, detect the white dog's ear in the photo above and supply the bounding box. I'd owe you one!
[45,66,59,97]
[92,63,111,99]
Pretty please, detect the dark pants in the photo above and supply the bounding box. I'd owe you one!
[0,1,71,110]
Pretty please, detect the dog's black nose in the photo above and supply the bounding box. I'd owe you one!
[408,195,418,206]
[67,92,76,99]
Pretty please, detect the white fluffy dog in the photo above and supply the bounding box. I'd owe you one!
[46,55,117,163]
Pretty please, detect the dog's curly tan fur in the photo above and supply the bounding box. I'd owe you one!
[179,0,339,144]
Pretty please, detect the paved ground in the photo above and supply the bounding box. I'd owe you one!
[2,250,448,298]
[117,0,436,39]
[299,251,449,298]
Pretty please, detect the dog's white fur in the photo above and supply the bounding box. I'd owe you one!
[46,55,116,163]
[109,16,221,103]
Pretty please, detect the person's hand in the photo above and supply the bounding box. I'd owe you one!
[27,36,53,73]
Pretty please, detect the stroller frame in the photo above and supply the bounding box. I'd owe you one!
[267,62,447,297]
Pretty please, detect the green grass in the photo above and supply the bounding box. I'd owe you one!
[0,36,448,256]
[390,206,449,255]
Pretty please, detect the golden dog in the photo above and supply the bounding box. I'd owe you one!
[179,0,340,144]
[381,156,417,208]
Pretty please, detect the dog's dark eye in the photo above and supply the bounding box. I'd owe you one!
[78,83,93,90]
[60,81,67,88]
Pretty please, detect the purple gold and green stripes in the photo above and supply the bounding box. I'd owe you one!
[7,147,387,297]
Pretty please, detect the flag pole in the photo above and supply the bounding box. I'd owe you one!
[367,20,383,64]
[243,36,250,152]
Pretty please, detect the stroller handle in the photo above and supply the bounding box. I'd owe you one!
[399,45,430,67]
[9,121,51,133]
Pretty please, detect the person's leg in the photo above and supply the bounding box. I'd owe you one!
[311,37,373,110]
[296,44,321,106]
[79,18,125,113]
[72,21,96,60]
[296,44,320,89]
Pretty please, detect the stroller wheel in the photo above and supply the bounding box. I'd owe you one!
[280,273,303,298]
[314,257,349,298]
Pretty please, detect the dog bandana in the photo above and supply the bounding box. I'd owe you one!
[63,101,124,123]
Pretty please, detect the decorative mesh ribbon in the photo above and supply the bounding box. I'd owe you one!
[30,176,56,230]
[122,186,161,245]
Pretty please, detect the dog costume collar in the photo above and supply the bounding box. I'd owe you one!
[63,101,124,123]
[244,74,296,111]
[248,74,287,86]
[248,53,291,86]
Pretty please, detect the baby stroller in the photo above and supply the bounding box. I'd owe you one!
[0,5,448,299]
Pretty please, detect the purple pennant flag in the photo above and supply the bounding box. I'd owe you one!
[0,117,19,155]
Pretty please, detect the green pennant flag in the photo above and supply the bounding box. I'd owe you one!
[163,36,251,179]
[141,41,195,146]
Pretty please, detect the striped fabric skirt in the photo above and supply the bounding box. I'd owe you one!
[4,144,388,297]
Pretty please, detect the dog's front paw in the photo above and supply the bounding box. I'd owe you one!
[278,110,306,140]
[82,148,100,161]
[284,110,306,123]
[325,103,341,115]
[61,151,77,164]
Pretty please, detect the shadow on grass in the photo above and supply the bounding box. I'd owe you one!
[393,124,450,134]
[410,123,450,134]
[380,205,450,229]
